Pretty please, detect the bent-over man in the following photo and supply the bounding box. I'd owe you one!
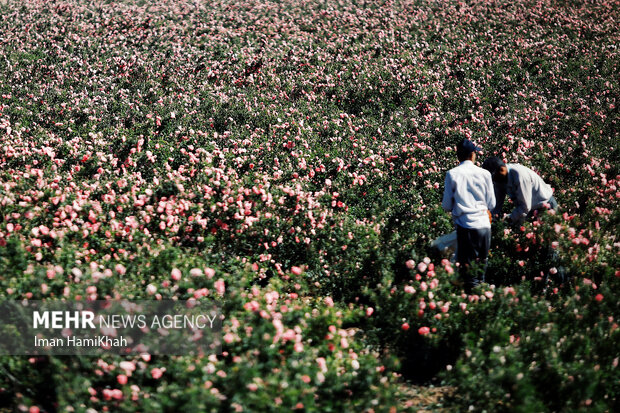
[481,157,557,224]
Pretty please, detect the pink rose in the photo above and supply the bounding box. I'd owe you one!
[117,374,128,385]
[214,279,225,295]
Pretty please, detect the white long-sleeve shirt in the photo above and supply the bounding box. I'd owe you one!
[497,163,554,223]
[442,160,495,229]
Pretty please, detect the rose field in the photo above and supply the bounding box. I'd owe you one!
[0,0,618,411]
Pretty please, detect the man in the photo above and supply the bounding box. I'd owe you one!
[481,157,557,224]
[442,139,496,292]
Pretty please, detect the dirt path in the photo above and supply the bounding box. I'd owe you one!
[399,384,455,411]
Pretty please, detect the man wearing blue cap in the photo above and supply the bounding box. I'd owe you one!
[481,157,557,224]
[442,139,496,292]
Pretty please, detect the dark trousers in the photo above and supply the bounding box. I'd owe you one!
[456,225,491,292]
[547,195,558,210]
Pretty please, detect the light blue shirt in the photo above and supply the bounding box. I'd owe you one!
[442,160,495,229]
[494,163,554,223]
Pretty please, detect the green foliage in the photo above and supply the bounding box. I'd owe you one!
[0,0,617,411]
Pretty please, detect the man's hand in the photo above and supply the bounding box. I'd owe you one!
[487,210,492,224]
[502,213,519,227]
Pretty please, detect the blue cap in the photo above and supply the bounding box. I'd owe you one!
[456,138,482,156]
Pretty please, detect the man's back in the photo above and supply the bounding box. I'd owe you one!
[444,138,494,292]
[442,160,495,229]
[506,163,554,221]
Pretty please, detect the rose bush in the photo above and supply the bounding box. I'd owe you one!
[0,0,618,411]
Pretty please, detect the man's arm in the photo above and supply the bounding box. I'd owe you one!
[442,173,453,212]
[492,184,506,217]
[486,173,496,212]
[509,174,532,223]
